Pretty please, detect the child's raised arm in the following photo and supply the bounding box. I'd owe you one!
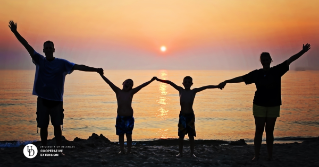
[99,73,120,93]
[193,85,221,93]
[156,78,183,91]
[131,77,156,94]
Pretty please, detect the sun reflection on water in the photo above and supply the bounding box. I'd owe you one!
[156,129,169,139]
[156,70,170,139]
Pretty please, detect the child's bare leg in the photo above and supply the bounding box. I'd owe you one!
[126,134,132,154]
[40,127,48,146]
[189,136,196,157]
[119,134,125,154]
[177,136,184,157]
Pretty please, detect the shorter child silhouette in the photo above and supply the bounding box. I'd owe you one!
[99,72,156,154]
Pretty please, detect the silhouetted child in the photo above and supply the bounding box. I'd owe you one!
[99,73,156,154]
[156,76,222,157]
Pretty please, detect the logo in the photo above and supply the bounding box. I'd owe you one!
[23,144,38,158]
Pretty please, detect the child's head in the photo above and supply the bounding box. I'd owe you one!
[182,76,193,89]
[122,79,134,91]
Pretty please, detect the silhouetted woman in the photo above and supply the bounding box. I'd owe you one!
[219,44,311,160]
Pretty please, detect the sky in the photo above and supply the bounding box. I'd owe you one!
[0,0,318,70]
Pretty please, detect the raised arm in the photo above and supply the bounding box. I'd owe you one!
[99,74,120,93]
[193,85,221,93]
[286,43,311,65]
[8,21,35,58]
[156,78,183,91]
[73,64,103,74]
[131,77,156,94]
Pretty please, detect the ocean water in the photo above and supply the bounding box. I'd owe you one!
[0,70,318,142]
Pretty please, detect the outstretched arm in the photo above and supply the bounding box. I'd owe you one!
[99,73,121,93]
[73,64,103,74]
[131,77,156,94]
[286,43,311,65]
[155,78,183,91]
[8,21,35,58]
[193,85,221,93]
[218,76,244,89]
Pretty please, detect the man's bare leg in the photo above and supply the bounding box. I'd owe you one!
[53,125,65,156]
[119,134,125,154]
[177,136,184,157]
[265,117,277,161]
[53,125,62,146]
[189,136,196,157]
[126,134,132,154]
[40,127,48,146]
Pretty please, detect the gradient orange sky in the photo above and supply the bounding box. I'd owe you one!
[0,0,318,70]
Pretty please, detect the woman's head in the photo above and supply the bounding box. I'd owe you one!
[260,52,272,68]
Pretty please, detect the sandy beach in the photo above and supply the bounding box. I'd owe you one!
[0,133,318,167]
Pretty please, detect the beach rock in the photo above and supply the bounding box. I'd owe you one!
[99,134,111,143]
[230,139,247,145]
[51,135,67,141]
[73,137,85,142]
[87,133,110,143]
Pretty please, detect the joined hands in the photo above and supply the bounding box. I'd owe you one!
[97,68,104,75]
[151,77,157,81]
[218,82,226,90]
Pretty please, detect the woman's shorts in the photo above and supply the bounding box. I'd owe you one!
[253,104,280,117]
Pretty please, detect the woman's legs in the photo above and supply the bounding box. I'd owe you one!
[265,117,277,160]
[253,116,266,159]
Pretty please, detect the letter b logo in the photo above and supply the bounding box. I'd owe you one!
[23,144,38,158]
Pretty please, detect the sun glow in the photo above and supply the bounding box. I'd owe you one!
[160,46,166,52]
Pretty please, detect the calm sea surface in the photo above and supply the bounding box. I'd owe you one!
[0,70,318,142]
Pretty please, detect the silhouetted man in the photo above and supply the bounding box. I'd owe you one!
[8,21,103,148]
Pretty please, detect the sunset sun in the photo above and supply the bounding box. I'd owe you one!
[160,46,166,52]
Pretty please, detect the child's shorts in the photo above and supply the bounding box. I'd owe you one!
[36,97,64,128]
[116,115,134,135]
[178,113,196,137]
[253,104,280,117]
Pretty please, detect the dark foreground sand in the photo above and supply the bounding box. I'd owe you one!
[1,133,318,167]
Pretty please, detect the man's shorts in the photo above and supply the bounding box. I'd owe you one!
[36,97,64,128]
[115,115,134,135]
[253,104,280,117]
[178,113,196,137]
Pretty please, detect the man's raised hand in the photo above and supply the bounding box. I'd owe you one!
[9,21,17,32]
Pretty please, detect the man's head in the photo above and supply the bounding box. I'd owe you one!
[43,41,55,57]
[122,79,134,91]
[182,76,193,89]
[260,52,272,68]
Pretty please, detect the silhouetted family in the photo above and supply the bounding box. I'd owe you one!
[9,20,311,160]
